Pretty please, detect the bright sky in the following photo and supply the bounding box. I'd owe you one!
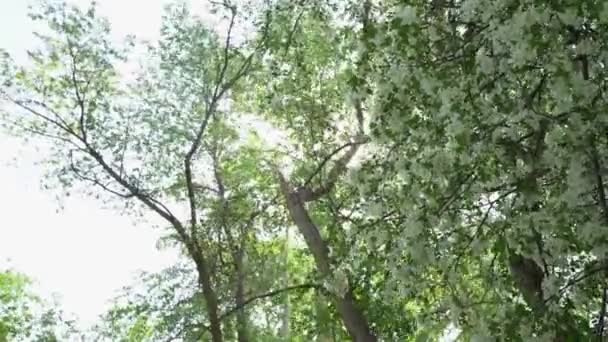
[0,0,209,329]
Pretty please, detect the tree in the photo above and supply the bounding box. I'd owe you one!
[347,0,608,340]
[0,270,34,341]
[0,269,80,342]
[1,1,278,341]
[92,242,326,341]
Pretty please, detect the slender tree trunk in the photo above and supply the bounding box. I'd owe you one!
[279,181,377,341]
[193,256,223,342]
[235,249,249,342]
[281,225,290,339]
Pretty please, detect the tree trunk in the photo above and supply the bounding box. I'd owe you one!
[334,289,377,341]
[279,183,377,342]
[281,226,290,339]
[235,249,249,342]
[194,256,223,342]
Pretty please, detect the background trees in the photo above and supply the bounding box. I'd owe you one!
[0,269,80,341]
[2,0,608,340]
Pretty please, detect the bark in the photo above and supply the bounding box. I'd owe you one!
[235,250,249,342]
[507,252,545,312]
[193,255,223,342]
[334,289,377,342]
[281,226,290,339]
[278,173,377,341]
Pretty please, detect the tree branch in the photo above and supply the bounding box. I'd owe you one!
[4,95,79,139]
[5,119,81,148]
[5,64,189,248]
[211,1,237,102]
[598,286,607,338]
[299,137,368,202]
[219,283,318,321]
[182,1,267,242]
[68,151,133,198]
[189,283,318,341]
[589,138,608,225]
[66,38,88,141]
[544,260,608,305]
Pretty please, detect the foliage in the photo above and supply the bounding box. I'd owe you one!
[0,270,80,342]
[0,270,34,340]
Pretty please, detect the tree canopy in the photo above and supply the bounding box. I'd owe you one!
[1,0,608,341]
[0,269,79,341]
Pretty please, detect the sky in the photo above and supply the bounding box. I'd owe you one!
[0,0,206,329]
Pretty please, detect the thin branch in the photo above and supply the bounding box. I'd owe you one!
[294,0,370,202]
[437,172,475,216]
[544,260,608,305]
[218,283,318,321]
[211,1,237,101]
[6,119,82,148]
[28,98,73,131]
[183,1,240,167]
[7,93,189,249]
[303,140,365,188]
[66,38,88,141]
[192,182,220,194]
[353,0,371,133]
[4,95,80,139]
[590,135,608,340]
[189,283,318,341]
[300,137,368,202]
[183,2,253,245]
[523,75,546,110]
[598,286,607,339]
[590,138,608,225]
[281,7,305,58]
[214,7,272,99]
[82,143,187,237]
[450,201,494,271]
[118,119,131,178]
[209,142,238,253]
[69,159,133,198]
[184,160,202,241]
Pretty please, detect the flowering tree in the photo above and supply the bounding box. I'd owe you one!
[347,0,608,339]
